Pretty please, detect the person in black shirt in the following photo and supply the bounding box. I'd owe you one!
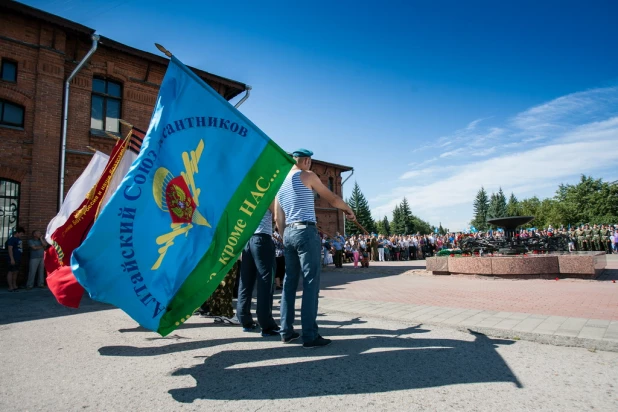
[6,227,25,292]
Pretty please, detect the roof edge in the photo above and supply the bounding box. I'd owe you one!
[2,1,95,35]
[98,36,247,99]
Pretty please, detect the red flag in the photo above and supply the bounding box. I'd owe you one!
[44,132,137,308]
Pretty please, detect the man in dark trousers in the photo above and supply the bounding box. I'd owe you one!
[275,149,355,348]
[236,202,280,336]
[6,227,25,292]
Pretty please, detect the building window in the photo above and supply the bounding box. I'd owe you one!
[328,177,334,192]
[0,179,20,249]
[0,100,25,128]
[1,59,17,82]
[91,78,121,133]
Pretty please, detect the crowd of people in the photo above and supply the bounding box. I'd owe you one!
[321,232,459,266]
[320,223,618,266]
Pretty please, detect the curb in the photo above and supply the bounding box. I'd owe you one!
[321,306,618,353]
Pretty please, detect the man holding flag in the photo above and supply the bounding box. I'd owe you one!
[275,149,355,348]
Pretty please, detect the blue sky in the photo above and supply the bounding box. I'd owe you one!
[23,0,618,230]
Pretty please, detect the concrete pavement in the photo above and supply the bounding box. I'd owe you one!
[318,254,618,351]
[1,292,617,411]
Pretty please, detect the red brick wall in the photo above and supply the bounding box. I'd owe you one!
[0,9,241,285]
[311,161,347,236]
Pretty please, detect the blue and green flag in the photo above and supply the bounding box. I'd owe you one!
[72,56,294,336]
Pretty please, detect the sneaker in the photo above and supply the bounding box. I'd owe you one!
[303,335,332,349]
[261,327,281,337]
[242,323,258,332]
[281,332,300,344]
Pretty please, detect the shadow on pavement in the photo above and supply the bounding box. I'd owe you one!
[0,289,113,325]
[168,329,522,402]
[99,316,522,401]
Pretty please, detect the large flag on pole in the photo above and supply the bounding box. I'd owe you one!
[45,136,131,308]
[98,126,145,215]
[45,151,109,244]
[72,55,295,336]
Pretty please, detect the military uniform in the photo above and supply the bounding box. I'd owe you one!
[204,260,240,318]
[592,224,601,251]
[576,226,585,251]
[601,225,611,254]
[583,225,592,251]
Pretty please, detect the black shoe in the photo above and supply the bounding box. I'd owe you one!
[261,327,281,337]
[281,332,300,344]
[303,335,332,349]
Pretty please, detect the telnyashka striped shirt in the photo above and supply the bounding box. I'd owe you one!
[276,170,316,224]
[255,209,273,235]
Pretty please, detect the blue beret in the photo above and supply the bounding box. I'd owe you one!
[292,148,313,158]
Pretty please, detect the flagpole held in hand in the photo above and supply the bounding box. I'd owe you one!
[353,219,370,236]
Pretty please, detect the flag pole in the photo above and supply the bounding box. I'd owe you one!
[105,132,120,141]
[316,224,335,239]
[119,119,133,129]
[354,220,370,235]
[155,43,173,58]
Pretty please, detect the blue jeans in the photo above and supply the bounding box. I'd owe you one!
[280,225,322,343]
[237,234,278,331]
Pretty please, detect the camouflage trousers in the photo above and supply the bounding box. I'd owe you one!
[592,237,601,251]
[204,261,239,318]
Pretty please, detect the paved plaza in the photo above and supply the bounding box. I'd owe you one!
[318,255,618,351]
[1,256,617,411]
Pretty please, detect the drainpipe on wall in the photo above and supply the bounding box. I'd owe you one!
[341,168,354,236]
[234,85,252,109]
[58,34,100,209]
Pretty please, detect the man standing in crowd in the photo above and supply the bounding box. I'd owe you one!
[236,203,280,336]
[332,235,344,268]
[6,226,25,292]
[275,148,355,349]
[27,230,48,289]
[377,235,385,262]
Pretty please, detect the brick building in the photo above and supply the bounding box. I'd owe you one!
[311,159,353,236]
[0,2,353,284]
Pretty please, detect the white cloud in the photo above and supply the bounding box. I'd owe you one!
[472,146,496,156]
[439,148,464,158]
[372,86,618,230]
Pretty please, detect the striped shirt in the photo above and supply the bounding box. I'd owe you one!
[276,170,316,224]
[255,210,273,235]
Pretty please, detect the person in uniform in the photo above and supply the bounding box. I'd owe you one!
[601,224,611,254]
[274,148,355,348]
[583,224,592,251]
[202,261,240,323]
[591,224,601,251]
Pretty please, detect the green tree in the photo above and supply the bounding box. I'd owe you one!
[391,205,405,235]
[411,216,432,234]
[519,196,541,228]
[554,175,618,225]
[506,192,521,217]
[400,197,414,234]
[345,182,376,235]
[487,188,507,227]
[471,187,489,230]
[381,216,391,236]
